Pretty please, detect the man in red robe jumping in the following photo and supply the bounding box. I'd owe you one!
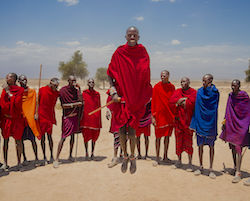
[107,26,152,174]
[170,77,196,171]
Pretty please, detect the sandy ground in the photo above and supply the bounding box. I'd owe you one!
[0,80,250,201]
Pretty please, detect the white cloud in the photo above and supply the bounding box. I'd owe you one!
[0,41,250,80]
[169,0,176,3]
[171,39,181,45]
[149,44,250,79]
[60,41,81,46]
[181,24,188,27]
[134,16,144,21]
[57,0,79,6]
[0,41,116,79]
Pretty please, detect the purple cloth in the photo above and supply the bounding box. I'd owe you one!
[220,91,250,153]
[62,115,79,138]
[60,85,82,137]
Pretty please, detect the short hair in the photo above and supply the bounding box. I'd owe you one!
[232,79,241,86]
[126,26,139,34]
[161,70,169,75]
[50,77,59,85]
[204,74,213,81]
[8,73,18,82]
[181,77,190,83]
[18,74,27,81]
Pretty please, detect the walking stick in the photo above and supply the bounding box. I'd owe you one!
[75,133,79,162]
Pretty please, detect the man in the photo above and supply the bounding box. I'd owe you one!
[107,26,152,174]
[39,78,59,163]
[0,73,24,170]
[190,74,219,179]
[81,78,101,160]
[106,90,123,168]
[136,102,151,160]
[220,79,250,183]
[170,77,196,170]
[53,75,83,168]
[18,75,41,165]
[151,70,175,166]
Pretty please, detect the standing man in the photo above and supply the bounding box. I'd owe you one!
[107,26,152,174]
[0,73,24,170]
[151,70,175,166]
[81,78,102,160]
[106,90,123,168]
[220,79,250,183]
[39,78,59,163]
[53,75,83,168]
[190,74,219,179]
[136,102,151,160]
[170,77,196,170]
[18,75,40,165]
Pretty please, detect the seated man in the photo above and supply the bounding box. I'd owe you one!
[81,78,102,160]
[190,74,219,179]
[220,79,250,183]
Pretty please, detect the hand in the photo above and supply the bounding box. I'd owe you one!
[112,94,121,103]
[34,113,38,120]
[75,83,81,89]
[106,110,111,120]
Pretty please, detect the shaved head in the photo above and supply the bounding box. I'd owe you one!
[181,77,190,90]
[126,26,139,34]
[202,74,213,88]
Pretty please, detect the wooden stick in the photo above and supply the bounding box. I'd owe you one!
[35,64,42,120]
[88,100,114,116]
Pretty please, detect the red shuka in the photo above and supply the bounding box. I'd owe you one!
[81,89,102,129]
[0,85,25,140]
[38,85,59,126]
[152,82,175,128]
[170,87,197,130]
[107,43,152,129]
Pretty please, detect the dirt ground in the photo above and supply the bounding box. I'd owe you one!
[0,79,250,201]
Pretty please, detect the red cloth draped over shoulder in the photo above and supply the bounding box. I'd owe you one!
[106,90,125,133]
[107,43,152,129]
[0,85,24,139]
[170,87,197,131]
[81,89,102,129]
[38,85,59,125]
[152,81,175,128]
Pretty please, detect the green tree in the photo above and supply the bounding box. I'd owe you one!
[58,50,88,80]
[95,67,108,89]
[245,59,250,82]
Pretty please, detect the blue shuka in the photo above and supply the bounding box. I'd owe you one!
[190,85,219,143]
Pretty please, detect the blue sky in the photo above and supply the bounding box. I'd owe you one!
[0,0,250,80]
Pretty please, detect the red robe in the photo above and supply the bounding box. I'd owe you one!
[170,88,197,131]
[170,87,197,155]
[0,85,25,140]
[152,82,175,128]
[81,89,102,129]
[38,86,59,135]
[107,43,152,129]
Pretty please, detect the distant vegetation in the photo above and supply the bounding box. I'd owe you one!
[95,67,108,89]
[245,60,250,82]
[58,50,89,80]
